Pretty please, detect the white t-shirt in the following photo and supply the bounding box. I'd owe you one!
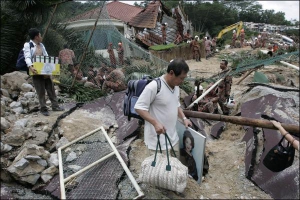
[134,75,180,150]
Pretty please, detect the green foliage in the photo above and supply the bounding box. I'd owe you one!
[253,71,269,83]
[67,83,106,103]
[149,43,184,51]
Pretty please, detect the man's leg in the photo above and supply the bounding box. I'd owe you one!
[44,77,60,109]
[32,75,47,112]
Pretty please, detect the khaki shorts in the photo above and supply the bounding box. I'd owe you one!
[148,142,180,160]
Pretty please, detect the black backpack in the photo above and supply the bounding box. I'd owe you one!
[124,76,161,121]
[16,42,34,72]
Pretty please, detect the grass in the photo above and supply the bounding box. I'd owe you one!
[149,42,188,51]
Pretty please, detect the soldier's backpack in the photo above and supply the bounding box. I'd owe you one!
[16,42,34,72]
[124,76,161,121]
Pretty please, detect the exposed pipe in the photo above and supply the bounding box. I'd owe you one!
[182,110,299,135]
[280,61,299,71]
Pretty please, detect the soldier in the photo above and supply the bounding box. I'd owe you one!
[216,60,232,115]
[240,29,245,48]
[102,68,127,92]
[190,37,201,62]
[174,31,183,45]
[183,29,192,42]
[107,43,116,66]
[197,83,219,114]
[231,30,237,48]
[211,37,217,54]
[250,37,260,49]
[261,28,268,48]
[161,23,167,45]
[205,36,212,59]
[117,42,124,65]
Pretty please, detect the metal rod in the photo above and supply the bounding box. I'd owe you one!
[64,152,115,183]
[100,127,145,199]
[59,127,103,150]
[280,61,299,71]
[183,110,299,135]
[58,148,66,199]
[186,78,223,109]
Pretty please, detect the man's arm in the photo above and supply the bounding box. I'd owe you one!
[178,107,192,127]
[24,42,37,74]
[135,109,166,134]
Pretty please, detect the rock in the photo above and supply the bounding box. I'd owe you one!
[2,71,28,91]
[2,128,26,146]
[41,174,52,183]
[37,159,48,167]
[68,165,82,172]
[12,107,24,114]
[11,91,20,101]
[1,88,10,98]
[14,158,29,170]
[14,118,29,128]
[47,153,59,167]
[42,126,51,133]
[20,174,41,185]
[23,131,48,146]
[9,101,22,109]
[41,166,58,183]
[6,115,17,123]
[34,121,47,127]
[21,83,33,92]
[56,137,69,150]
[25,155,41,160]
[46,100,51,105]
[24,92,35,99]
[0,117,10,130]
[66,151,77,162]
[0,142,13,153]
[1,101,6,117]
[20,100,29,107]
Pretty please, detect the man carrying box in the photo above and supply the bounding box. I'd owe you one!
[24,28,64,116]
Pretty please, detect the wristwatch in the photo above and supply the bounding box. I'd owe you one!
[183,117,187,120]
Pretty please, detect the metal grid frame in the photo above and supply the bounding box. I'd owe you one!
[58,126,144,199]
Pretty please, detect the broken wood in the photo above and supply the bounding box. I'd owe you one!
[247,83,299,92]
[280,61,299,71]
[182,110,299,136]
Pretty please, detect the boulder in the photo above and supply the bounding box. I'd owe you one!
[1,101,6,117]
[0,117,10,130]
[1,71,28,92]
[23,131,48,146]
[68,165,82,172]
[14,158,29,170]
[1,88,10,98]
[21,83,33,92]
[37,159,48,167]
[9,101,22,109]
[24,92,36,99]
[14,118,29,128]
[12,107,24,114]
[0,142,13,153]
[2,127,27,146]
[66,151,77,162]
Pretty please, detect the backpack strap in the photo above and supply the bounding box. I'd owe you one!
[154,77,161,94]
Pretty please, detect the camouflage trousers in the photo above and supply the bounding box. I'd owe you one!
[218,96,230,115]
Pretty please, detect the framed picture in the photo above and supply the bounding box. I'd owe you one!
[176,120,206,184]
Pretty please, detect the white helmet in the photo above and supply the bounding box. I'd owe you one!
[195,35,199,39]
[233,30,236,33]
[194,85,203,94]
[225,96,235,108]
[263,28,266,31]
[165,22,168,26]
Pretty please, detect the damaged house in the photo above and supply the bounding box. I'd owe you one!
[64,0,193,58]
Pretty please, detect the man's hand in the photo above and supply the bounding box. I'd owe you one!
[29,66,37,75]
[183,118,192,128]
[270,120,282,129]
[153,121,166,135]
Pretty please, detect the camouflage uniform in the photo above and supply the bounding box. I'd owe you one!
[261,31,268,48]
[191,39,201,61]
[216,68,232,115]
[198,87,218,113]
[102,69,127,92]
[231,33,237,48]
[107,44,116,66]
[240,32,245,48]
[117,45,124,65]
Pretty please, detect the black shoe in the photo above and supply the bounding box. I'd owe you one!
[52,107,64,111]
[41,110,49,116]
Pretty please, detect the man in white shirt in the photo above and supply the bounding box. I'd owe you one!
[134,58,192,158]
[24,28,64,116]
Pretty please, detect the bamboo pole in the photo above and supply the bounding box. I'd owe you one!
[42,4,58,39]
[236,68,256,85]
[186,78,223,109]
[71,1,105,88]
[183,110,299,135]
